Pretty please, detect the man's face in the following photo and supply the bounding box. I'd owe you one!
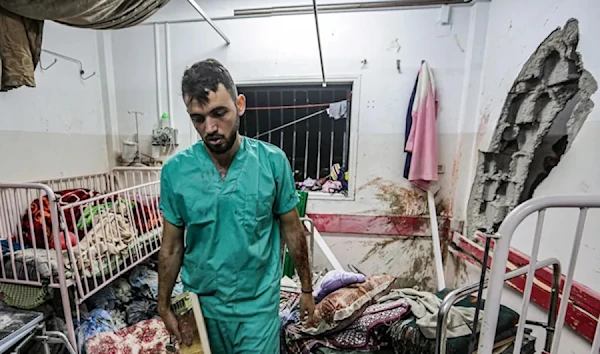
[185,83,246,155]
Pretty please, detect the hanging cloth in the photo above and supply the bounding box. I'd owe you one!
[403,71,420,179]
[404,61,439,191]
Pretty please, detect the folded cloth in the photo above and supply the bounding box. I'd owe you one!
[387,288,520,354]
[314,270,366,303]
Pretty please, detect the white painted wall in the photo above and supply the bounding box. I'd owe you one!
[468,0,600,293]
[109,0,487,216]
[0,22,109,182]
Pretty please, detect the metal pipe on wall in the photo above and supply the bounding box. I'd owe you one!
[234,0,471,17]
[153,24,163,125]
[165,23,175,130]
[312,0,327,87]
[141,0,473,26]
[186,0,231,45]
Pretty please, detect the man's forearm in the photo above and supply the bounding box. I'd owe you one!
[158,244,184,313]
[284,228,313,291]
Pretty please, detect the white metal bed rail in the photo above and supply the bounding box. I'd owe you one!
[436,257,561,354]
[0,183,77,348]
[37,173,113,194]
[479,195,600,354]
[111,167,161,190]
[60,180,162,302]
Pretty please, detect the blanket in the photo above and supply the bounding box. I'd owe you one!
[131,201,161,234]
[380,288,481,339]
[21,188,99,248]
[3,248,62,281]
[0,0,170,90]
[66,204,137,271]
[285,299,411,354]
[85,318,173,354]
[388,288,520,354]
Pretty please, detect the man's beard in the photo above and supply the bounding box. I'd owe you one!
[204,126,238,154]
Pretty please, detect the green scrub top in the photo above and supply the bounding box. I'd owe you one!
[159,137,299,322]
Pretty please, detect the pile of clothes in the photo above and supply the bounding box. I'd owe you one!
[296,163,349,195]
[76,261,183,353]
[280,270,536,354]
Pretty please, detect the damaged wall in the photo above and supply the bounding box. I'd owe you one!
[468,0,600,297]
[467,18,597,237]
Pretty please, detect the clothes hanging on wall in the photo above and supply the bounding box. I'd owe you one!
[403,60,439,191]
[0,6,43,91]
[403,71,420,179]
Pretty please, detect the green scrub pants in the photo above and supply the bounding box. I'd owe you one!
[205,316,279,354]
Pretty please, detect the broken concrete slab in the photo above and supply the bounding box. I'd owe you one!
[466,18,597,239]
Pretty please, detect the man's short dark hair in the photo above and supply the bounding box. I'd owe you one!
[181,58,238,106]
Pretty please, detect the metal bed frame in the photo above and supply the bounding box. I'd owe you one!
[0,167,162,352]
[0,167,339,354]
[435,257,561,354]
[471,195,600,354]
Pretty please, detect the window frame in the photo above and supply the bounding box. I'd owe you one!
[235,74,361,202]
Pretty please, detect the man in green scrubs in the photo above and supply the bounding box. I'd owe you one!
[157,58,315,353]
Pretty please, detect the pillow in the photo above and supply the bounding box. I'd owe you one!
[314,270,367,303]
[302,274,396,336]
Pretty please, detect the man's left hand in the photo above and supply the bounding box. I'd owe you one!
[299,293,316,327]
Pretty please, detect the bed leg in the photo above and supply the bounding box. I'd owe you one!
[60,286,77,352]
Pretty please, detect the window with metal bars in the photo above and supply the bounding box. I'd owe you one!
[238,83,352,188]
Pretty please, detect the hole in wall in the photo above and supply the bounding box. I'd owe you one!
[519,93,579,202]
[466,18,598,238]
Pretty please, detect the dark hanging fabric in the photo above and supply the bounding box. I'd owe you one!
[403,71,420,179]
[0,0,170,91]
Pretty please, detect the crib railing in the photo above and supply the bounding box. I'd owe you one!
[0,182,77,347]
[0,183,63,286]
[111,167,161,190]
[60,181,162,302]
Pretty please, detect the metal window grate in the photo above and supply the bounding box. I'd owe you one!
[238,83,352,182]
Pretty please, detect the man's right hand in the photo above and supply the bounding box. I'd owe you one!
[160,309,185,346]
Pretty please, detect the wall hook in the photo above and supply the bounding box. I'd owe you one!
[39,58,57,71]
[80,69,96,81]
[41,49,96,81]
